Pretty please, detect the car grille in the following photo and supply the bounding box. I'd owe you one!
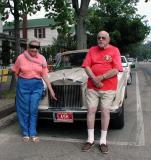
[48,80,82,110]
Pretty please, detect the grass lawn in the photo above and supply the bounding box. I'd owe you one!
[0,89,16,99]
[0,89,16,106]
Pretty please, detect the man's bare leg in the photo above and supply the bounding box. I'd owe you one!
[87,107,97,143]
[100,107,110,145]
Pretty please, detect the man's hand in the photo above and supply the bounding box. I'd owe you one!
[91,77,103,88]
[84,67,104,88]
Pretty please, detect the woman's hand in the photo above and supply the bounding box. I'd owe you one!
[42,76,57,100]
[49,88,57,100]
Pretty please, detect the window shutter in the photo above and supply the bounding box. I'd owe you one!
[34,29,37,38]
[43,28,45,38]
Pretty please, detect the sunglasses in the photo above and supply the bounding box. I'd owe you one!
[29,44,40,49]
[97,36,106,40]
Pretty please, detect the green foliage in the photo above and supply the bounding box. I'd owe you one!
[121,41,151,60]
[41,47,50,61]
[46,35,76,58]
[1,40,10,66]
[86,0,150,51]
[42,0,75,51]
[42,0,74,36]
[0,0,41,21]
[137,41,151,60]
[1,88,16,99]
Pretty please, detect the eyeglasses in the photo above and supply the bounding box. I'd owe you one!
[29,44,40,49]
[97,36,106,40]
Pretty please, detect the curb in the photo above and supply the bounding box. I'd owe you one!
[0,112,17,129]
[0,103,16,119]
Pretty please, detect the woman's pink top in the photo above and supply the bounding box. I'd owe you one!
[11,51,48,79]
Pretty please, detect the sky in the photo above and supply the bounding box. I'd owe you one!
[136,0,151,42]
[136,0,151,25]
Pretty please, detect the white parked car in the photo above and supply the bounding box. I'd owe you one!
[127,57,136,68]
[39,50,128,129]
[121,56,132,85]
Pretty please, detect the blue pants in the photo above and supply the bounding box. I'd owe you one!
[16,77,43,136]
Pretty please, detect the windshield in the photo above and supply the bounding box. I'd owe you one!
[55,52,87,70]
[121,57,127,63]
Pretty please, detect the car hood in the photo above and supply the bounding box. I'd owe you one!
[48,67,88,83]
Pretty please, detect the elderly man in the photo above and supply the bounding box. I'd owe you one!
[82,31,123,153]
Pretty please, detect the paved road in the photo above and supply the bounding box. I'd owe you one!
[0,64,151,160]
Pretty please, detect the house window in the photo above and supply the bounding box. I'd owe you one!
[34,28,45,38]
[9,31,14,36]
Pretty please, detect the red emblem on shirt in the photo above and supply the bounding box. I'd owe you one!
[103,55,112,62]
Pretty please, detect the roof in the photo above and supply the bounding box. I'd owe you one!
[3,18,54,30]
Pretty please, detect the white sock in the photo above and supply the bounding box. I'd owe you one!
[100,130,107,145]
[87,129,94,143]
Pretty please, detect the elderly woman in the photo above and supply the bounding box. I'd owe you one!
[12,40,57,142]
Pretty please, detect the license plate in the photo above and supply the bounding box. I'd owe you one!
[53,112,73,123]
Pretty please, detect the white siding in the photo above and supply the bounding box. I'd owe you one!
[27,27,58,46]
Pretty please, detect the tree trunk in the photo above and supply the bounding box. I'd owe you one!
[22,14,27,40]
[72,0,90,49]
[14,0,20,56]
[10,0,20,90]
[76,15,87,49]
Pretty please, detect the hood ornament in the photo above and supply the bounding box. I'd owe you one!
[63,72,66,80]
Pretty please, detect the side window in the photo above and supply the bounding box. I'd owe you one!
[121,56,128,67]
[121,57,125,63]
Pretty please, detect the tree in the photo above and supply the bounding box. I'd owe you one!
[71,0,90,49]
[43,0,75,50]
[42,0,90,49]
[86,0,150,52]
[42,0,150,51]
[138,41,151,60]
[0,0,41,55]
[43,0,73,35]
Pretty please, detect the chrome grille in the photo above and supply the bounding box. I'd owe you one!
[49,81,82,110]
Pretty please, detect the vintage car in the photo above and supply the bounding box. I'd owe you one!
[38,49,128,129]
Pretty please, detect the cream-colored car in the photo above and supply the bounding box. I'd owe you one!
[39,50,127,129]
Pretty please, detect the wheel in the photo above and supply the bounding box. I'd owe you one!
[110,106,124,129]
[127,73,132,85]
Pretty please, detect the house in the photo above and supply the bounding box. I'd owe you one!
[3,18,58,47]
